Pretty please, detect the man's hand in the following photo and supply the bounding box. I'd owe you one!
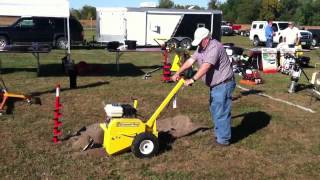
[171,73,180,82]
[184,79,194,86]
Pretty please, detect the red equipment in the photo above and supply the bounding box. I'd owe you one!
[53,84,62,143]
[162,49,172,82]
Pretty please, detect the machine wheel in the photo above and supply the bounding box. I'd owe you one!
[56,37,68,49]
[253,36,260,47]
[0,36,8,49]
[312,37,318,47]
[131,132,159,158]
[180,38,192,50]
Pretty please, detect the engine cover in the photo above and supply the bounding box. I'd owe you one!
[104,104,137,118]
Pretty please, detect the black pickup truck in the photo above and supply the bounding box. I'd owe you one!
[0,17,84,49]
[307,29,320,47]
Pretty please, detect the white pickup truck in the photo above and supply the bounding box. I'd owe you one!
[249,21,312,49]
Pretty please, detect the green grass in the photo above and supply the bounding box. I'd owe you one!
[0,34,319,179]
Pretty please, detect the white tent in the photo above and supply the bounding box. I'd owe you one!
[0,0,71,54]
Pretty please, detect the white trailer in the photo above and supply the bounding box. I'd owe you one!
[96,7,222,48]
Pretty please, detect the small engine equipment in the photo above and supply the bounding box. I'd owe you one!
[224,43,262,85]
[104,104,137,120]
[280,53,296,75]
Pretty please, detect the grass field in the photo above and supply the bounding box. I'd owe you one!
[0,34,320,179]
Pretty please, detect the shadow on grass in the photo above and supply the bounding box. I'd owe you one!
[1,63,147,77]
[158,127,213,154]
[4,97,40,115]
[295,84,314,93]
[240,89,264,96]
[30,81,109,96]
[231,111,271,144]
[158,132,176,154]
[231,89,265,101]
[0,67,37,74]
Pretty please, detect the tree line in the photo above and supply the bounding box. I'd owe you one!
[71,0,320,26]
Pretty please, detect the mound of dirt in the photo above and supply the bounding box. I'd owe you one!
[68,115,208,157]
[70,123,103,151]
[157,114,205,138]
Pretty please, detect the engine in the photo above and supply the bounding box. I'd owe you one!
[104,104,137,119]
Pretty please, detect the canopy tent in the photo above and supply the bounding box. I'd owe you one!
[0,0,71,54]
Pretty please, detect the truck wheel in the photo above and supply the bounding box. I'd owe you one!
[56,37,68,49]
[180,38,192,50]
[166,38,179,49]
[253,36,260,47]
[312,38,318,47]
[279,37,283,43]
[0,36,8,49]
[131,132,159,158]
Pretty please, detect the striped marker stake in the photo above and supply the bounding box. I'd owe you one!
[53,84,62,143]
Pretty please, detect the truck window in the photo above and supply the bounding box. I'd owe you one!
[17,19,34,28]
[272,24,278,32]
[252,24,257,29]
[258,24,263,29]
[278,23,289,30]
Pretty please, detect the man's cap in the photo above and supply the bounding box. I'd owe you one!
[192,27,210,46]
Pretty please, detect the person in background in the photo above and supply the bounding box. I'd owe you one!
[171,27,236,146]
[283,22,301,48]
[265,19,275,48]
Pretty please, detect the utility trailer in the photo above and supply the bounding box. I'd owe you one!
[96,7,222,48]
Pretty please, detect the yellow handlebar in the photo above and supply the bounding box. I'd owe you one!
[146,79,185,128]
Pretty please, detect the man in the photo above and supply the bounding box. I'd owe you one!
[283,22,301,48]
[171,27,236,146]
[265,20,275,48]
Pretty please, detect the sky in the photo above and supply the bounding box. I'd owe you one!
[70,0,223,9]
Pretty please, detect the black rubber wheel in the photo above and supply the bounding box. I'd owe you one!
[279,37,283,43]
[166,38,179,49]
[0,36,8,49]
[131,132,159,158]
[180,38,192,50]
[56,37,68,49]
[253,36,260,47]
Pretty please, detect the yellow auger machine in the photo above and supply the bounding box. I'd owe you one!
[100,79,185,158]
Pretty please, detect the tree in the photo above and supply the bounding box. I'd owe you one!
[219,0,238,23]
[208,0,218,9]
[80,5,96,20]
[278,0,299,21]
[158,0,174,8]
[259,0,281,20]
[70,9,81,19]
[236,0,261,23]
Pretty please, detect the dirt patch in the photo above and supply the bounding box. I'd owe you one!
[67,115,207,157]
[157,114,207,138]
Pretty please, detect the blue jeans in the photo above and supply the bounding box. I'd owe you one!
[266,39,273,48]
[209,80,236,145]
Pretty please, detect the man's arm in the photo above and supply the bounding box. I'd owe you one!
[296,30,301,45]
[171,57,196,81]
[192,63,211,81]
[184,62,211,86]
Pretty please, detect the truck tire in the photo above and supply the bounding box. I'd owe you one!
[312,37,318,47]
[131,132,159,158]
[0,36,8,49]
[56,37,68,49]
[253,36,260,47]
[279,37,283,43]
[166,38,179,49]
[180,38,192,50]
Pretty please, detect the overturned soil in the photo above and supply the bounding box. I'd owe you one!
[66,115,208,157]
